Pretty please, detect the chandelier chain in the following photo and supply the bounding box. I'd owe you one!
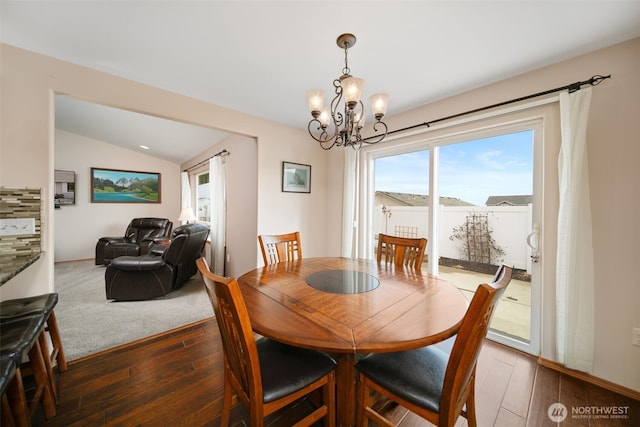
[342,44,350,76]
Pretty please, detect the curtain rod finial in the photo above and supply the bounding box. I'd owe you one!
[590,74,611,86]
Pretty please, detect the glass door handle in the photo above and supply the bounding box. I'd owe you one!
[527,224,540,263]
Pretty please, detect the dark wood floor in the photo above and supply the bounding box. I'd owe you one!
[35,318,639,427]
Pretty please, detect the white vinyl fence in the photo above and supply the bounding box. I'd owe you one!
[375,204,533,272]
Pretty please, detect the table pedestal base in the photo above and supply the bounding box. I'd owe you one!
[336,353,356,427]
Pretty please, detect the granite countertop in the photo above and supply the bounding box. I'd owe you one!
[0,252,43,286]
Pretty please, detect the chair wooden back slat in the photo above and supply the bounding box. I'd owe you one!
[258,231,302,265]
[196,257,336,426]
[196,258,261,411]
[377,233,427,269]
[440,264,513,425]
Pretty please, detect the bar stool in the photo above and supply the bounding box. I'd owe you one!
[0,294,68,378]
[0,315,57,425]
[0,293,67,410]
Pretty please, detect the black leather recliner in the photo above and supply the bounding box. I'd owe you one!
[105,223,210,301]
[95,218,173,265]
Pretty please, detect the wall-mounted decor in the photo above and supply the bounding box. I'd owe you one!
[54,169,76,207]
[0,188,42,264]
[282,162,311,193]
[91,167,161,203]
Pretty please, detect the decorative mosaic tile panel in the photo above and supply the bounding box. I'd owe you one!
[0,188,42,260]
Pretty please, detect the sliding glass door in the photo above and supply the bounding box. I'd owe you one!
[367,122,542,355]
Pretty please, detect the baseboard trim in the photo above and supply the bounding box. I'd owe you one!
[54,258,94,264]
[538,357,640,401]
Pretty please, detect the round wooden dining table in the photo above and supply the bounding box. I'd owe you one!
[236,257,469,427]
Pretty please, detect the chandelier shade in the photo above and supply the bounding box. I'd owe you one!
[319,108,331,127]
[306,33,389,150]
[306,90,325,115]
[341,77,365,106]
[370,93,390,119]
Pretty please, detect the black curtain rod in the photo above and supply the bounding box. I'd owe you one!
[183,149,229,172]
[366,74,611,140]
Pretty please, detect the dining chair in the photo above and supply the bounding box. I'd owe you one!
[355,264,513,427]
[195,258,336,427]
[377,233,427,269]
[257,231,302,265]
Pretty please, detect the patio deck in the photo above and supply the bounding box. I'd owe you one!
[437,265,532,342]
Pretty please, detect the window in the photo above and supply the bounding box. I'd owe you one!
[196,171,210,223]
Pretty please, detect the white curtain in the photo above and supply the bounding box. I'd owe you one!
[342,149,359,258]
[180,171,191,210]
[209,156,227,275]
[556,88,595,372]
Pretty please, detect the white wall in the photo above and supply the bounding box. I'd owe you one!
[256,131,329,263]
[54,129,180,262]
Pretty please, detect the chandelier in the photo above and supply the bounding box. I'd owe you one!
[306,33,390,150]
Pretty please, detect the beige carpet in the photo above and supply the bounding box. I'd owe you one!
[54,260,213,361]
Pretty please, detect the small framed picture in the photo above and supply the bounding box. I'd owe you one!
[282,162,311,193]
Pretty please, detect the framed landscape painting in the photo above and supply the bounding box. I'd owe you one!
[91,167,161,203]
[282,161,311,193]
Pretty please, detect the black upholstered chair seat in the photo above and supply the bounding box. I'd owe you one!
[0,316,45,363]
[356,346,448,412]
[103,242,140,259]
[256,338,336,403]
[0,293,57,320]
[108,254,167,270]
[356,265,513,427]
[196,258,336,426]
[0,293,68,373]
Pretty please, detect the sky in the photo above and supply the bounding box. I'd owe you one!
[374,130,533,206]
